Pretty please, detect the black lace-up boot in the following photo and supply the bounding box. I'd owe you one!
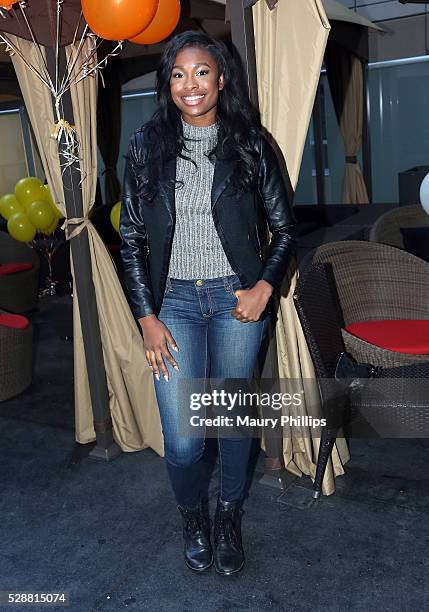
[213,496,245,575]
[177,497,213,571]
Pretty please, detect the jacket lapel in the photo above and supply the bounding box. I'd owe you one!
[159,125,236,219]
[159,157,176,222]
[212,124,236,209]
[211,140,235,210]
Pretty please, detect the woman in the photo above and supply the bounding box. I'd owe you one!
[120,30,296,575]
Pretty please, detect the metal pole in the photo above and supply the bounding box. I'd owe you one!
[362,59,373,202]
[228,0,260,113]
[19,106,36,177]
[46,48,120,461]
[312,81,326,205]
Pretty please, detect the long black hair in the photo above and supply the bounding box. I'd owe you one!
[130,30,261,204]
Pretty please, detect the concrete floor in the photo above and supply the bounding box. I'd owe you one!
[1,295,428,612]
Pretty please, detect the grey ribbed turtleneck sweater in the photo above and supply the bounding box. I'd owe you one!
[167,116,235,279]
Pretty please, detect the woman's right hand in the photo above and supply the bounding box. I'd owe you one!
[138,315,179,381]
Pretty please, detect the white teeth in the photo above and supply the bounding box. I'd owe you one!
[183,95,204,100]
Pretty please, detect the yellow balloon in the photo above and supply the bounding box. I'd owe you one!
[43,215,59,235]
[7,212,37,243]
[44,184,64,219]
[110,201,121,233]
[15,177,45,210]
[0,194,25,220]
[27,200,55,230]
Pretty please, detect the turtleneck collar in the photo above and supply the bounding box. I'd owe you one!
[181,115,219,140]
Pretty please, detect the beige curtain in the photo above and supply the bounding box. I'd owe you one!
[10,35,163,455]
[253,0,350,495]
[325,43,369,204]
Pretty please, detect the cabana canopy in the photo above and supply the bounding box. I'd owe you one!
[0,0,382,95]
[0,0,381,492]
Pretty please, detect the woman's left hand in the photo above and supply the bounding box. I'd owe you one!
[231,280,273,322]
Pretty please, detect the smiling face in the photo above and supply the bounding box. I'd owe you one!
[170,46,224,127]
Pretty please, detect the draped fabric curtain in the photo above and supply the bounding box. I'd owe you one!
[97,61,122,205]
[10,36,66,213]
[10,35,163,455]
[324,41,369,204]
[252,0,350,495]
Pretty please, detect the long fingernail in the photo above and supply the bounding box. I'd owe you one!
[155,373,160,381]
[173,365,179,371]
[164,374,169,382]
[172,345,179,352]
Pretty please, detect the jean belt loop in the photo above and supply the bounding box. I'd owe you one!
[223,275,230,292]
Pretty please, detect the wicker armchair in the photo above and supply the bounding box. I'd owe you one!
[0,231,40,313]
[294,262,429,498]
[0,309,33,402]
[369,204,429,249]
[311,241,429,367]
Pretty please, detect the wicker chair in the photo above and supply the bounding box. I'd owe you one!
[369,204,429,249]
[0,309,33,402]
[0,231,40,313]
[294,262,429,498]
[311,241,429,368]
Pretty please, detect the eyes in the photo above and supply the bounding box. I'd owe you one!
[172,69,209,79]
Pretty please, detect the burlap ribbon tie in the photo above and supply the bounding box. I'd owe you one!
[345,156,358,164]
[61,217,92,241]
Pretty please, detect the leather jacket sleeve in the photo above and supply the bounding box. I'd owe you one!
[119,133,156,319]
[256,132,297,291]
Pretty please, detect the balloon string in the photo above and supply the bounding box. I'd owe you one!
[58,22,89,98]
[18,1,55,92]
[51,96,82,177]
[58,12,85,94]
[0,34,52,89]
[7,3,120,205]
[55,0,63,93]
[74,40,123,86]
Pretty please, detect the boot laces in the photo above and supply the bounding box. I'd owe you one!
[217,509,238,545]
[181,508,203,535]
[186,515,202,534]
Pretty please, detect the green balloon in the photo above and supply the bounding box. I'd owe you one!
[27,199,55,230]
[0,193,25,220]
[15,177,45,210]
[7,212,37,243]
[43,184,64,219]
[110,201,121,233]
[43,215,59,236]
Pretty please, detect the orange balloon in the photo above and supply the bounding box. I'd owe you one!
[129,0,180,45]
[82,0,159,41]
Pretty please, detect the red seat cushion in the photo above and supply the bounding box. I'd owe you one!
[0,313,30,330]
[346,320,429,355]
[0,262,33,276]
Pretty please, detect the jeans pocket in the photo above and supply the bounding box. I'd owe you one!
[163,276,173,296]
[227,276,241,299]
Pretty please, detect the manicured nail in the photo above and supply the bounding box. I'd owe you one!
[173,365,179,371]
[155,373,160,381]
[164,373,169,382]
[172,345,179,352]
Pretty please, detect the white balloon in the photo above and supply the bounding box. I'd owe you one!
[419,172,429,215]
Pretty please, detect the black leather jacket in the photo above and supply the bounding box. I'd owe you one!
[119,124,297,319]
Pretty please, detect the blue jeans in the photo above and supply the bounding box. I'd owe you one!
[153,273,268,507]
